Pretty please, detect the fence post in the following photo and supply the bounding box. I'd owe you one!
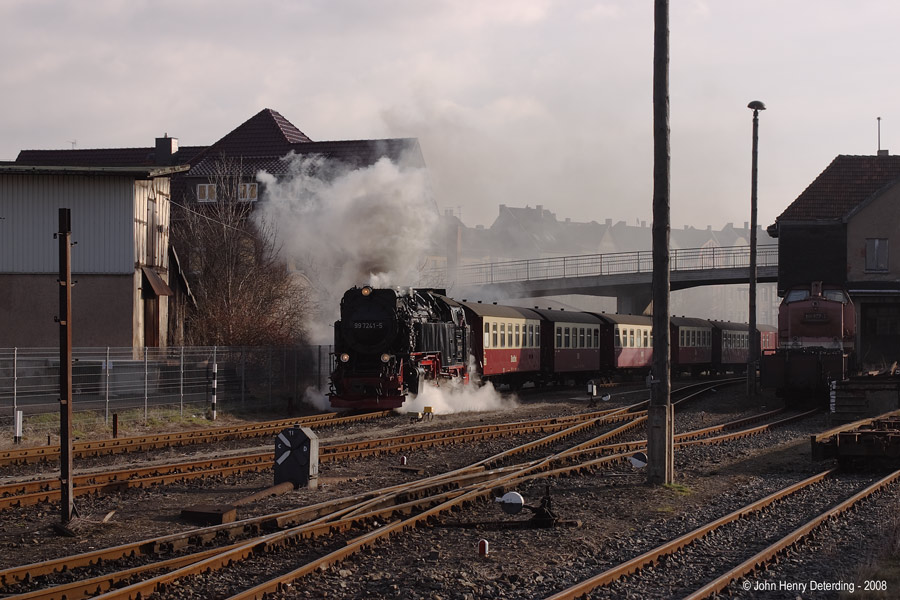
[143,347,148,423]
[241,348,246,409]
[12,347,17,435]
[105,347,110,425]
[210,362,217,421]
[179,346,184,419]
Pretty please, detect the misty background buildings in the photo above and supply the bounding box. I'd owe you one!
[424,203,778,326]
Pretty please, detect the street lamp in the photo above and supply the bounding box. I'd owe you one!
[747,100,765,396]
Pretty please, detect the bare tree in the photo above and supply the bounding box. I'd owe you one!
[173,157,310,346]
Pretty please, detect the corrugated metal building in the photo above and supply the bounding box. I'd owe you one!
[0,164,188,349]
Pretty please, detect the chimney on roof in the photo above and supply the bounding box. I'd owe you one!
[155,135,178,165]
[878,149,890,156]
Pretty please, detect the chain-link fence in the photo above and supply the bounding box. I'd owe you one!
[0,345,333,440]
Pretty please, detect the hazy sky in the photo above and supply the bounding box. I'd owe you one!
[1,0,896,229]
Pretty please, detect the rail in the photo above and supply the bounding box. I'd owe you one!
[443,244,778,287]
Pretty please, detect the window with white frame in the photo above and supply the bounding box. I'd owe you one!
[239,182,259,202]
[197,183,217,202]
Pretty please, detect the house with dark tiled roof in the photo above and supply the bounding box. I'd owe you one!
[18,108,424,206]
[168,109,424,208]
[11,108,428,347]
[768,154,900,365]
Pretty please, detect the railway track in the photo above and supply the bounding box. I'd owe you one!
[0,379,729,468]
[0,411,391,467]
[546,468,900,599]
[0,406,638,511]
[0,388,817,599]
[0,382,736,511]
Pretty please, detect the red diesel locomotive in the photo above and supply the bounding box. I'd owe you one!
[761,281,856,400]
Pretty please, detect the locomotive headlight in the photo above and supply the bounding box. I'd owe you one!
[381,353,393,363]
[340,353,350,363]
[361,286,373,296]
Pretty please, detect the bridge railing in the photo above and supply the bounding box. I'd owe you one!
[445,244,777,287]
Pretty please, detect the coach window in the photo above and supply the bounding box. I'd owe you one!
[484,322,491,348]
[556,327,562,348]
[492,323,498,348]
[500,323,506,348]
[564,327,570,348]
[643,330,649,348]
[579,328,585,348]
[593,329,599,348]
[515,324,521,347]
[507,323,513,347]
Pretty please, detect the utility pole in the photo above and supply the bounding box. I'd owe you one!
[747,101,765,397]
[648,0,674,485]
[57,208,74,523]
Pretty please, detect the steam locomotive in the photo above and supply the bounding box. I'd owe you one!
[761,281,856,400]
[329,286,469,408]
[329,285,777,410]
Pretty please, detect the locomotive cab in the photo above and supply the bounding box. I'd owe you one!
[329,286,469,409]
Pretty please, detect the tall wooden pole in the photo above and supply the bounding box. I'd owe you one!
[648,0,674,485]
[58,208,74,523]
[747,102,765,397]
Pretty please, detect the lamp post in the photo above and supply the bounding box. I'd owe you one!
[747,100,765,396]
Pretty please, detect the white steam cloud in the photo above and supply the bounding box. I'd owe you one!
[402,355,518,415]
[254,151,439,343]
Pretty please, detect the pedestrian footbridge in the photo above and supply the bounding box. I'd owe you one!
[428,244,778,314]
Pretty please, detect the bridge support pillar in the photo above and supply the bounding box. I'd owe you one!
[616,289,653,315]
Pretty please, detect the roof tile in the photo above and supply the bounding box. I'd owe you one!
[777,154,900,222]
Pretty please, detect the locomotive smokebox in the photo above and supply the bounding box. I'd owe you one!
[274,427,319,489]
